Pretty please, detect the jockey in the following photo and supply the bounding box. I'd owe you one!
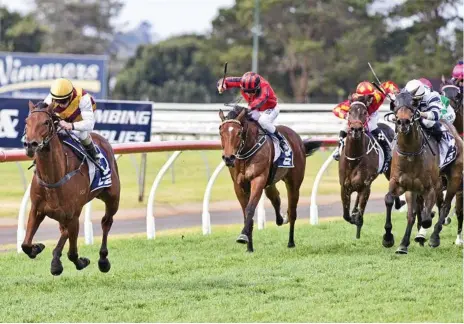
[403,79,445,142]
[44,78,102,165]
[332,80,399,163]
[217,71,288,151]
[419,77,455,124]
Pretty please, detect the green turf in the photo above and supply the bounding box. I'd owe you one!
[0,212,461,322]
[0,150,390,218]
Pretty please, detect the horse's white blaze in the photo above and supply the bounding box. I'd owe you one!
[228,126,234,133]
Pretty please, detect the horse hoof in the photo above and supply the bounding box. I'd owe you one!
[395,200,406,210]
[98,259,111,273]
[429,237,440,248]
[76,257,90,270]
[414,235,426,246]
[421,219,432,229]
[382,234,395,248]
[287,242,295,248]
[455,236,464,246]
[50,260,63,276]
[395,246,408,254]
[236,234,249,244]
[276,217,284,226]
[443,216,451,226]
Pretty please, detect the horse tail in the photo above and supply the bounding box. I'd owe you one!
[303,140,321,157]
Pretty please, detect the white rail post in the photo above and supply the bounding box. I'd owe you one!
[17,182,31,253]
[146,151,182,239]
[257,194,266,230]
[84,202,93,245]
[310,148,337,225]
[201,161,226,235]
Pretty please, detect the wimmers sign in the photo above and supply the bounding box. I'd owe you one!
[0,98,153,148]
[0,52,108,99]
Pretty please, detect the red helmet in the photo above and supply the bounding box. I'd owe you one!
[419,77,433,90]
[240,72,261,93]
[355,81,375,95]
[452,61,464,80]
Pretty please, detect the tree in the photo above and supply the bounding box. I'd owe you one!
[0,7,45,52]
[32,0,123,54]
[113,35,220,102]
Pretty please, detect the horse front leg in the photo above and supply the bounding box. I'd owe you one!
[455,190,463,246]
[383,179,402,248]
[355,186,371,239]
[430,177,460,248]
[21,204,46,259]
[396,192,417,254]
[50,223,68,276]
[341,184,352,224]
[414,195,427,246]
[236,177,266,252]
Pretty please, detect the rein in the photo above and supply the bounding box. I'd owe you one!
[344,133,378,161]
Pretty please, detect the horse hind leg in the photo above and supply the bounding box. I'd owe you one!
[97,192,119,273]
[414,195,427,246]
[67,216,90,271]
[264,184,285,226]
[50,224,68,276]
[455,190,463,246]
[285,180,300,248]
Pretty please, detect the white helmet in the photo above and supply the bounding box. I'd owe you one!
[405,79,428,100]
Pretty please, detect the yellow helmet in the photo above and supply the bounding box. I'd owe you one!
[50,78,73,100]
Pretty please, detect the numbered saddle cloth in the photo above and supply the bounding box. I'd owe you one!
[60,134,112,192]
[271,135,294,168]
[438,129,457,170]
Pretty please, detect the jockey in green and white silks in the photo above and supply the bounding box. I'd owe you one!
[419,78,456,124]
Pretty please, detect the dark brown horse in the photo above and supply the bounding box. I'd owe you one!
[339,95,404,239]
[384,89,461,254]
[22,101,120,275]
[218,106,320,252]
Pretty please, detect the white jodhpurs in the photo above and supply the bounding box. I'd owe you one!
[249,106,280,133]
[421,118,435,128]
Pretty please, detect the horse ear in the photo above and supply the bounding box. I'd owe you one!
[28,100,35,112]
[367,94,374,107]
[237,108,247,122]
[219,109,225,121]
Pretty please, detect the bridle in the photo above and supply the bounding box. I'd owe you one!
[220,117,266,160]
[23,108,59,152]
[344,101,376,160]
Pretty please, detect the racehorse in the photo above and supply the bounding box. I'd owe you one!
[339,95,404,239]
[440,80,463,137]
[218,105,320,252]
[384,89,462,253]
[22,101,120,275]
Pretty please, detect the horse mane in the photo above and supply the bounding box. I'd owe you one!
[226,106,254,122]
[394,89,414,112]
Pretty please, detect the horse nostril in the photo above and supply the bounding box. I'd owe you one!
[405,119,410,125]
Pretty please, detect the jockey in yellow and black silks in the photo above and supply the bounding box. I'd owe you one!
[44,78,101,165]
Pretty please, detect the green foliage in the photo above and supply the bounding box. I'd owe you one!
[0,7,45,52]
[112,0,462,102]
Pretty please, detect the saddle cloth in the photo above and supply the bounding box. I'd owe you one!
[60,135,112,192]
[438,128,457,170]
[270,134,294,168]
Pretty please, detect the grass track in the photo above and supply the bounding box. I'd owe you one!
[0,212,462,322]
[0,150,390,218]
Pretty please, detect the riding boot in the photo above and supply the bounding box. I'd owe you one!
[83,140,102,166]
[430,122,443,143]
[273,130,290,151]
[371,128,391,170]
[333,130,347,161]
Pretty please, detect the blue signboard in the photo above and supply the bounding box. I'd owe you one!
[0,98,152,148]
[0,52,108,99]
